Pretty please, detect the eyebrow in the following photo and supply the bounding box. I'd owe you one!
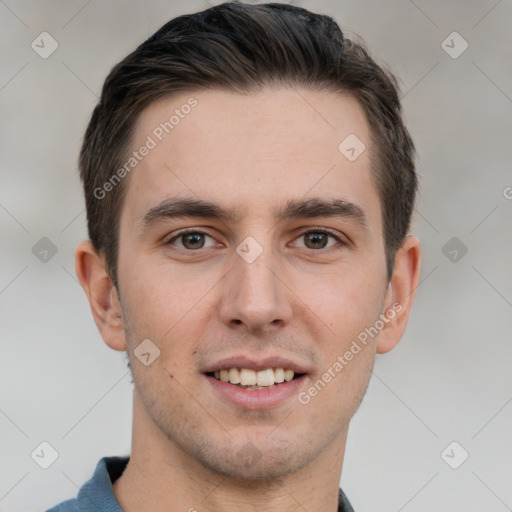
[276,197,367,228]
[140,196,367,231]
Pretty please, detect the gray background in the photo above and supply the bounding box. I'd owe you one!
[1,0,511,511]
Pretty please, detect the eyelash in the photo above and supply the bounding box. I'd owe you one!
[165,228,345,251]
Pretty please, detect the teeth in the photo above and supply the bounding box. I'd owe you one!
[274,368,285,383]
[228,367,240,384]
[212,367,297,387]
[256,369,274,387]
[239,368,257,386]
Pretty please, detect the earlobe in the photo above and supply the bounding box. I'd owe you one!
[75,240,127,352]
[376,235,421,354]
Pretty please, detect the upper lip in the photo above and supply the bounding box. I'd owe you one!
[202,355,310,374]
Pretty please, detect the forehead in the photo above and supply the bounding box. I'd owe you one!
[122,87,380,229]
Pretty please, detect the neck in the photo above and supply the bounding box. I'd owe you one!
[113,393,347,512]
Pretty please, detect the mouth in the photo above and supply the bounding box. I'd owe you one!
[202,356,310,409]
[206,367,306,390]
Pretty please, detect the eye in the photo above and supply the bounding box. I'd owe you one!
[293,229,343,250]
[166,230,217,250]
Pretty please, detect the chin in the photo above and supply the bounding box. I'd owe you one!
[185,434,317,481]
[204,449,313,481]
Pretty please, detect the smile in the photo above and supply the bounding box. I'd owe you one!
[207,367,304,389]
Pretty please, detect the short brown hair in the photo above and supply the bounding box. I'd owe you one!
[80,1,417,287]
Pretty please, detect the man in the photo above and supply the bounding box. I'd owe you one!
[48,1,420,510]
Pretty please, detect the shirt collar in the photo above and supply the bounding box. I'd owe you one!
[76,456,126,512]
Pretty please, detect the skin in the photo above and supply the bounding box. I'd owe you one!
[76,87,421,512]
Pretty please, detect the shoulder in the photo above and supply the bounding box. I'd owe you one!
[44,456,129,512]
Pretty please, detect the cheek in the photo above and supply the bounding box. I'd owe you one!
[118,259,221,380]
[299,260,386,334]
[295,264,384,400]
[120,258,211,329]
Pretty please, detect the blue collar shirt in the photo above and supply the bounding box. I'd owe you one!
[46,456,354,512]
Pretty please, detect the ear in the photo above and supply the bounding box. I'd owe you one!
[376,235,421,354]
[75,240,127,352]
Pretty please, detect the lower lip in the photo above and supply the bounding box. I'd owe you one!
[205,375,307,410]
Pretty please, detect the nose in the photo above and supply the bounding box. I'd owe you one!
[218,245,293,333]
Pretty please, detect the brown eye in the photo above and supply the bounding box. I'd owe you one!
[181,233,205,249]
[167,231,216,250]
[303,232,329,249]
[293,230,343,250]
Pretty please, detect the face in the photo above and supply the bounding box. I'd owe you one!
[115,87,391,478]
